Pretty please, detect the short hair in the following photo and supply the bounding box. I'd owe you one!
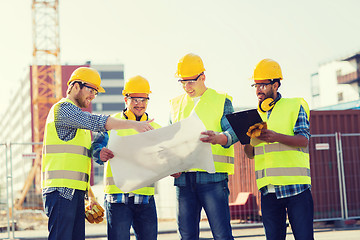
[271,78,281,88]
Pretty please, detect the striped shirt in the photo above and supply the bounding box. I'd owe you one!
[42,100,109,200]
[174,98,238,187]
[260,93,311,199]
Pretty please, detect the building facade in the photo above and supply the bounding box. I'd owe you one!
[91,64,125,115]
[0,71,33,205]
[311,52,360,109]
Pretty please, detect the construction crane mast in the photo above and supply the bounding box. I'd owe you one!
[15,0,62,209]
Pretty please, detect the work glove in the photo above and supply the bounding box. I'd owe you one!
[246,122,267,146]
[246,122,267,138]
[85,200,105,224]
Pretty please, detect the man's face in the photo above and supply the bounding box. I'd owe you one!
[179,74,206,98]
[125,93,149,118]
[73,82,97,108]
[253,80,276,103]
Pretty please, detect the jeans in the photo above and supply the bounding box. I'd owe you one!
[261,188,314,240]
[105,196,158,240]
[176,174,233,240]
[43,189,85,240]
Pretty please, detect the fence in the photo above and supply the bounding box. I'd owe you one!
[0,143,12,239]
[0,142,43,240]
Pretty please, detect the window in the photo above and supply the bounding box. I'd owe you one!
[338,92,344,102]
[100,71,124,79]
[101,87,123,95]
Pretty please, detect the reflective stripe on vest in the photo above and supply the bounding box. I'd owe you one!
[214,154,234,164]
[255,167,310,179]
[43,170,89,183]
[105,177,155,188]
[254,143,309,155]
[170,88,234,174]
[43,145,91,157]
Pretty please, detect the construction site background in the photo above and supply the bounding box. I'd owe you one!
[1,109,360,237]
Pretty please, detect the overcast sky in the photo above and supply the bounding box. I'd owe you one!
[1,0,360,125]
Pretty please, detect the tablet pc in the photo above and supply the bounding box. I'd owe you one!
[226,109,263,145]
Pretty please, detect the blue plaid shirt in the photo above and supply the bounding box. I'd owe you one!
[173,98,239,186]
[260,93,311,199]
[91,112,151,205]
[42,99,109,200]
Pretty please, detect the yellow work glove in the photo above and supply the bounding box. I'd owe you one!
[246,122,267,146]
[246,122,267,138]
[85,200,105,224]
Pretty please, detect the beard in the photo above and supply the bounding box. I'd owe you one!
[259,91,275,106]
[74,91,88,108]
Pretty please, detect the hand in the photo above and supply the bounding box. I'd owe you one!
[88,196,97,210]
[100,148,114,162]
[200,130,227,146]
[85,196,105,224]
[133,119,154,133]
[257,129,278,143]
[87,187,97,209]
[171,172,182,178]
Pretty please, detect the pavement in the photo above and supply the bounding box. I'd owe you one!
[1,220,360,239]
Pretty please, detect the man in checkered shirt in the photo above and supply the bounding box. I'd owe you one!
[244,59,314,240]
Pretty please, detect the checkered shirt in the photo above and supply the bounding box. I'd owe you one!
[261,93,311,199]
[42,100,109,200]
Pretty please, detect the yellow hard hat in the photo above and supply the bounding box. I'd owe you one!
[67,67,105,93]
[251,59,283,81]
[122,75,151,96]
[175,53,206,78]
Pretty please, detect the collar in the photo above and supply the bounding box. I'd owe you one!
[274,92,282,102]
[267,92,282,118]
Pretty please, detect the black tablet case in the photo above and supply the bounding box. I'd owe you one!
[226,109,263,145]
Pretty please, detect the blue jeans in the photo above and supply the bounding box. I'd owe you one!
[105,196,158,240]
[261,188,314,240]
[43,189,85,240]
[176,175,233,240]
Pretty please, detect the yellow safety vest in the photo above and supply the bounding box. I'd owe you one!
[104,111,161,195]
[42,98,92,191]
[254,98,311,190]
[170,88,234,175]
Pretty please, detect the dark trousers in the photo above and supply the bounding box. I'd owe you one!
[43,189,85,240]
[176,174,233,240]
[105,196,158,240]
[261,188,314,240]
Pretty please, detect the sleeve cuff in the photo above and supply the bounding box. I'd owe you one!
[221,132,232,148]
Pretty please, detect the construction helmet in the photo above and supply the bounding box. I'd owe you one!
[67,67,105,92]
[122,75,151,96]
[251,59,283,81]
[175,53,206,78]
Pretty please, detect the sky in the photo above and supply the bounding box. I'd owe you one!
[1,0,360,125]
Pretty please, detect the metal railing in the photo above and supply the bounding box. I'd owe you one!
[310,133,360,221]
[1,142,43,239]
[0,143,13,239]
